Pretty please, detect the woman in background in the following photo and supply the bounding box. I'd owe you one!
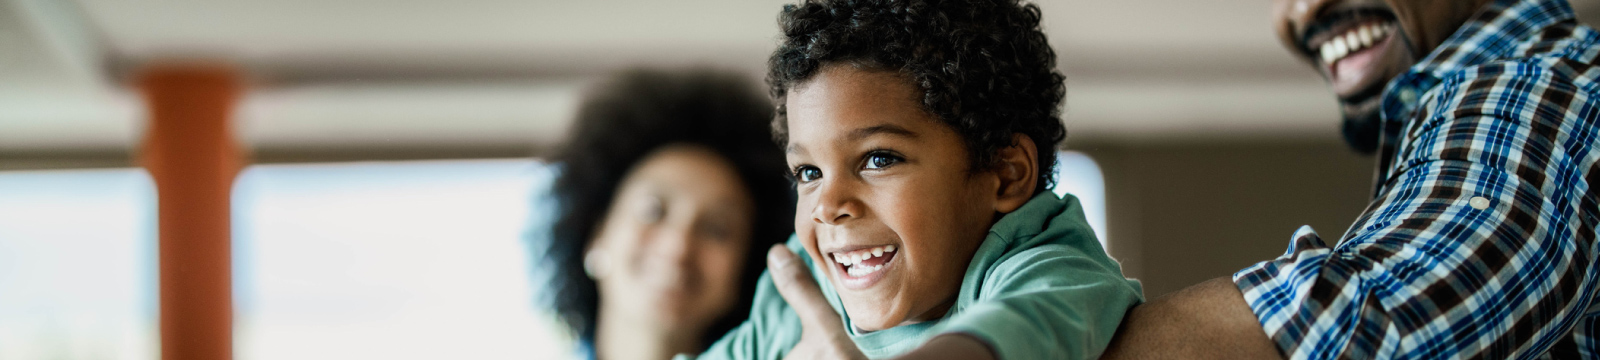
[536,68,794,360]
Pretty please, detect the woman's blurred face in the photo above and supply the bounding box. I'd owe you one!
[587,144,756,333]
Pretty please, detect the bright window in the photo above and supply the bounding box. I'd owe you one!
[231,160,571,360]
[1054,151,1110,249]
[0,169,158,360]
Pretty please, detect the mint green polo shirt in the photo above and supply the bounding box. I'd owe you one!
[680,192,1143,360]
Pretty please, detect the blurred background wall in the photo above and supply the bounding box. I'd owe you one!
[2,0,1597,358]
[7,0,1600,310]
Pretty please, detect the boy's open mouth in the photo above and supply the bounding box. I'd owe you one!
[828,244,899,289]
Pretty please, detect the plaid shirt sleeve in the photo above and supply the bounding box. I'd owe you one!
[1233,1,1600,358]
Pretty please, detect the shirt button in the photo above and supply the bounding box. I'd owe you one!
[1398,88,1419,103]
[1470,196,1491,210]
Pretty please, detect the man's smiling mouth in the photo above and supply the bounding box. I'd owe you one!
[1315,21,1394,67]
[1301,8,1400,92]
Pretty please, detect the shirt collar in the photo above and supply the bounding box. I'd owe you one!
[1406,0,1575,79]
[1377,0,1578,154]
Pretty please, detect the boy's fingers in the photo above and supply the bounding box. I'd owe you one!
[767,245,842,330]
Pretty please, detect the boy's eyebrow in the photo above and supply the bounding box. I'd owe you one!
[848,124,918,141]
[786,124,917,154]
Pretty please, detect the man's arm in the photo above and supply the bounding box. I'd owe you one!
[1100,277,1281,360]
[1110,69,1599,359]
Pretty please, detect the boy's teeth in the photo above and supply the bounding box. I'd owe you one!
[846,264,885,277]
[830,245,898,267]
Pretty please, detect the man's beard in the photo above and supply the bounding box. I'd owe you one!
[1339,90,1386,154]
[1342,106,1382,154]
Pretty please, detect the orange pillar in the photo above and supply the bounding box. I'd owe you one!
[138,64,242,360]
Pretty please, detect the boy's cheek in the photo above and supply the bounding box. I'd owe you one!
[794,221,826,273]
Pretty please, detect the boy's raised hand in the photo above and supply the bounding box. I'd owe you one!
[767,245,868,360]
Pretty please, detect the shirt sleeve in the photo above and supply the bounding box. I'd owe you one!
[937,245,1144,360]
[1233,69,1600,359]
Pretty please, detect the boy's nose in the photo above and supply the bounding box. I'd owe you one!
[810,181,858,225]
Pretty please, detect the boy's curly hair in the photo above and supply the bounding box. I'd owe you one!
[768,0,1067,193]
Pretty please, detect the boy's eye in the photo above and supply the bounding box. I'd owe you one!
[794,166,822,183]
[863,152,902,170]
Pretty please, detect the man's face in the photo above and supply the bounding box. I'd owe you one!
[784,65,1000,331]
[1272,0,1489,147]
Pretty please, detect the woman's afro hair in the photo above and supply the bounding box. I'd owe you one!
[539,68,795,348]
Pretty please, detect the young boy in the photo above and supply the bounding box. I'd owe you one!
[682,0,1143,359]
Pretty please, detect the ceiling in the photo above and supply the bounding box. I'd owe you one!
[2,0,1597,159]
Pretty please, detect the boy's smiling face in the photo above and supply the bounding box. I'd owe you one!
[784,65,1005,331]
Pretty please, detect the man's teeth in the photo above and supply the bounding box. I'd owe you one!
[1319,22,1394,65]
[831,245,897,268]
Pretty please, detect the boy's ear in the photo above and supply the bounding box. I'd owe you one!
[994,133,1038,214]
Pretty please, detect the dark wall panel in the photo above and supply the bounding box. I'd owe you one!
[1078,140,1374,298]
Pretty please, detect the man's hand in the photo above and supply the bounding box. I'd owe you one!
[768,245,868,360]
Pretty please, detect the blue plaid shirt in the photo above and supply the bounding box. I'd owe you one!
[1234,0,1600,358]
